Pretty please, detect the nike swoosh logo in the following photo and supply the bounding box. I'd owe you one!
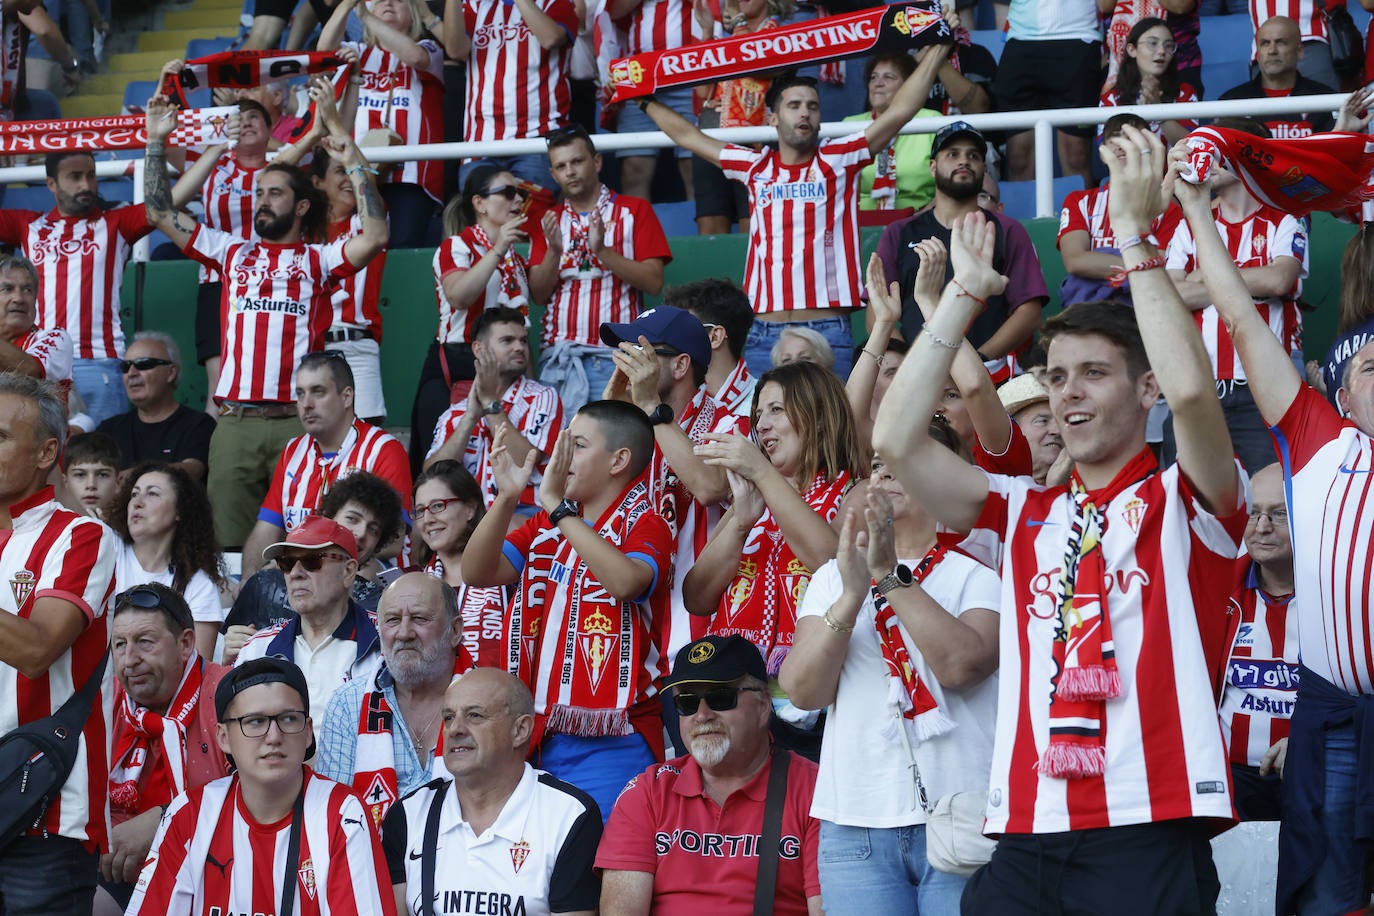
[409,849,425,860]
[1024,518,1056,527]
[1339,465,1374,474]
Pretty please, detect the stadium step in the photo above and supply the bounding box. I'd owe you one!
[138,27,236,53]
[181,0,246,10]
[85,72,160,96]
[109,50,183,74]
[61,93,126,119]
[164,7,243,31]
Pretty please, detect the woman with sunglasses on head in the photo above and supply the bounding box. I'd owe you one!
[409,166,531,477]
[1100,17,1199,145]
[108,462,227,661]
[684,361,865,758]
[411,460,511,674]
[779,428,1000,915]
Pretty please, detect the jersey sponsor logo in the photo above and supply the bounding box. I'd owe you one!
[1268,121,1314,140]
[1239,693,1295,715]
[212,180,253,198]
[653,829,803,859]
[28,234,101,263]
[509,839,530,874]
[431,890,529,914]
[205,852,232,877]
[1228,657,1300,690]
[9,569,35,609]
[1292,231,1308,261]
[361,69,410,93]
[758,180,827,207]
[1338,464,1374,474]
[472,22,533,47]
[231,296,309,318]
[1195,780,1227,794]
[359,93,412,111]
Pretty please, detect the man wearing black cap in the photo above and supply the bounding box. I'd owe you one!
[596,635,822,915]
[875,121,1048,385]
[601,306,749,729]
[126,657,397,915]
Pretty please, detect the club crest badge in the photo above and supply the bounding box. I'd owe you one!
[9,570,34,610]
[510,840,531,874]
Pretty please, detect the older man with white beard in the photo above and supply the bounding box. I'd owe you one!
[316,572,465,828]
[597,635,824,915]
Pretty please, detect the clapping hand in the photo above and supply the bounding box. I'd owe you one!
[492,424,538,501]
[536,428,573,512]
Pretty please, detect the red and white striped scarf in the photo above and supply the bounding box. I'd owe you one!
[872,543,954,742]
[469,223,531,303]
[109,655,203,811]
[351,664,447,829]
[0,106,237,154]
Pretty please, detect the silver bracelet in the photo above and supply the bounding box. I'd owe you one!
[921,327,960,351]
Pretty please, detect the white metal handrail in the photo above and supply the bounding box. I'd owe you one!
[0,91,1350,251]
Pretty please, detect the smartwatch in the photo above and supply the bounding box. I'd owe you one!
[483,400,503,416]
[548,499,580,526]
[647,403,675,426]
[874,562,914,597]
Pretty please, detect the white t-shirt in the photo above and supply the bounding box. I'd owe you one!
[115,541,224,626]
[797,550,1001,828]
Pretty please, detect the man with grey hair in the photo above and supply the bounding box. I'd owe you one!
[0,253,73,396]
[315,571,467,827]
[0,371,120,913]
[95,331,216,482]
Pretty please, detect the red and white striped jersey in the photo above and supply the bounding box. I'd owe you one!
[0,487,119,847]
[1057,188,1184,252]
[196,150,260,285]
[719,134,872,315]
[528,189,672,347]
[463,0,578,142]
[259,418,412,531]
[426,375,563,507]
[432,227,530,344]
[339,41,446,201]
[127,769,397,916]
[647,388,749,660]
[184,226,359,403]
[1099,84,1200,139]
[15,325,73,383]
[327,215,386,336]
[615,0,698,56]
[1218,560,1298,767]
[1166,205,1307,381]
[1250,0,1324,45]
[0,205,151,359]
[959,455,1248,834]
[1272,385,1374,695]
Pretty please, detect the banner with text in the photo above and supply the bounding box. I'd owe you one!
[0,106,237,154]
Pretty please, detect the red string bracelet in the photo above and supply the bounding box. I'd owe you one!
[951,279,987,309]
[1106,254,1168,289]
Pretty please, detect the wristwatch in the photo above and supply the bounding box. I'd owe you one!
[874,562,914,597]
[647,403,674,426]
[548,498,580,526]
[483,400,503,416]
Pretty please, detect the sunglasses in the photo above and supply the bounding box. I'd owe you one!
[275,551,350,573]
[481,184,529,201]
[672,685,767,716]
[545,124,591,148]
[119,357,173,373]
[305,349,348,361]
[115,585,165,611]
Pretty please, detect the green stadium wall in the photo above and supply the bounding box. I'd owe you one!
[122,213,1356,425]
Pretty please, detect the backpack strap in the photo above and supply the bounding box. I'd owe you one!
[752,750,791,916]
[279,782,307,916]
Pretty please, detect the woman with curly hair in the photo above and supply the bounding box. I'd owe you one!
[109,462,227,660]
[1100,17,1199,145]
[412,460,511,672]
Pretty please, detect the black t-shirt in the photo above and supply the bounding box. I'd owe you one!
[1217,75,1336,138]
[96,405,217,471]
[927,42,997,114]
[891,207,1014,347]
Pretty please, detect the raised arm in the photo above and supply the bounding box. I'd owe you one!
[641,97,726,168]
[310,76,389,266]
[865,42,950,155]
[872,216,1003,533]
[319,0,358,50]
[1111,126,1237,513]
[443,0,472,60]
[513,0,573,50]
[144,96,201,250]
[357,0,435,68]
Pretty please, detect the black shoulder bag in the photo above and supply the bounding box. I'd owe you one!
[752,751,792,916]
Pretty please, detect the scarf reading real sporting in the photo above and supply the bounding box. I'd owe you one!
[1041,450,1158,779]
[109,655,204,810]
[872,543,955,744]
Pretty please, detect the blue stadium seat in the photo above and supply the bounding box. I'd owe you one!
[186,37,235,60]
[997,175,1085,220]
[969,29,1005,64]
[123,80,158,114]
[0,186,55,211]
[654,200,698,237]
[1196,14,1254,97]
[97,179,134,205]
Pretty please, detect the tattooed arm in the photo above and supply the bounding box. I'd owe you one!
[144,95,200,250]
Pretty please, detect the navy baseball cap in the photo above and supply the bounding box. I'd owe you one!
[601,306,711,370]
[933,121,987,155]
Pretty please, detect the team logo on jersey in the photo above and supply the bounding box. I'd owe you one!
[578,608,619,691]
[1121,497,1147,535]
[299,857,317,901]
[510,840,531,874]
[1252,233,1266,257]
[363,773,397,826]
[9,569,34,609]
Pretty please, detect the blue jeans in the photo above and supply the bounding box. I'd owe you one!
[0,835,98,915]
[744,315,855,381]
[536,732,655,824]
[459,154,556,195]
[538,347,618,418]
[1295,724,1367,915]
[820,821,968,916]
[71,357,128,426]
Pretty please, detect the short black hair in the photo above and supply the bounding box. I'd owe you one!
[319,471,405,553]
[63,431,120,471]
[663,278,754,361]
[545,123,597,159]
[576,400,655,478]
[473,306,529,343]
[45,151,95,179]
[765,73,819,112]
[298,349,355,393]
[1041,300,1150,380]
[112,582,195,636]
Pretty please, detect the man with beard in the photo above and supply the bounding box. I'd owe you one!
[316,573,467,828]
[142,89,388,549]
[875,122,1048,383]
[597,635,823,914]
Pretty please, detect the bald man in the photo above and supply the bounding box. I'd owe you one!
[382,669,602,916]
[1219,17,1335,140]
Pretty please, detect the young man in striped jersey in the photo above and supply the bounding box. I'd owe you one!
[872,126,1247,914]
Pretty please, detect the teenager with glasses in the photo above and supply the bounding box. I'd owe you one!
[234,515,384,749]
[1099,17,1199,146]
[95,330,216,484]
[598,634,823,915]
[412,166,534,476]
[126,656,397,916]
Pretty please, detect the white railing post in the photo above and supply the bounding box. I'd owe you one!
[1034,119,1055,218]
[132,158,148,263]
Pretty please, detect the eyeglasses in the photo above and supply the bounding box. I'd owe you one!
[545,124,591,148]
[1248,508,1289,523]
[274,551,350,573]
[222,709,309,738]
[413,497,463,518]
[114,585,165,611]
[304,349,348,364]
[977,190,999,205]
[672,685,767,716]
[481,184,529,201]
[119,357,173,373]
[1135,38,1176,53]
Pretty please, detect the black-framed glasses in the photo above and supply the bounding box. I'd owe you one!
[545,123,591,148]
[119,357,173,373]
[413,497,462,518]
[114,585,164,611]
[672,685,767,716]
[481,184,529,202]
[275,552,349,574]
[222,709,309,738]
